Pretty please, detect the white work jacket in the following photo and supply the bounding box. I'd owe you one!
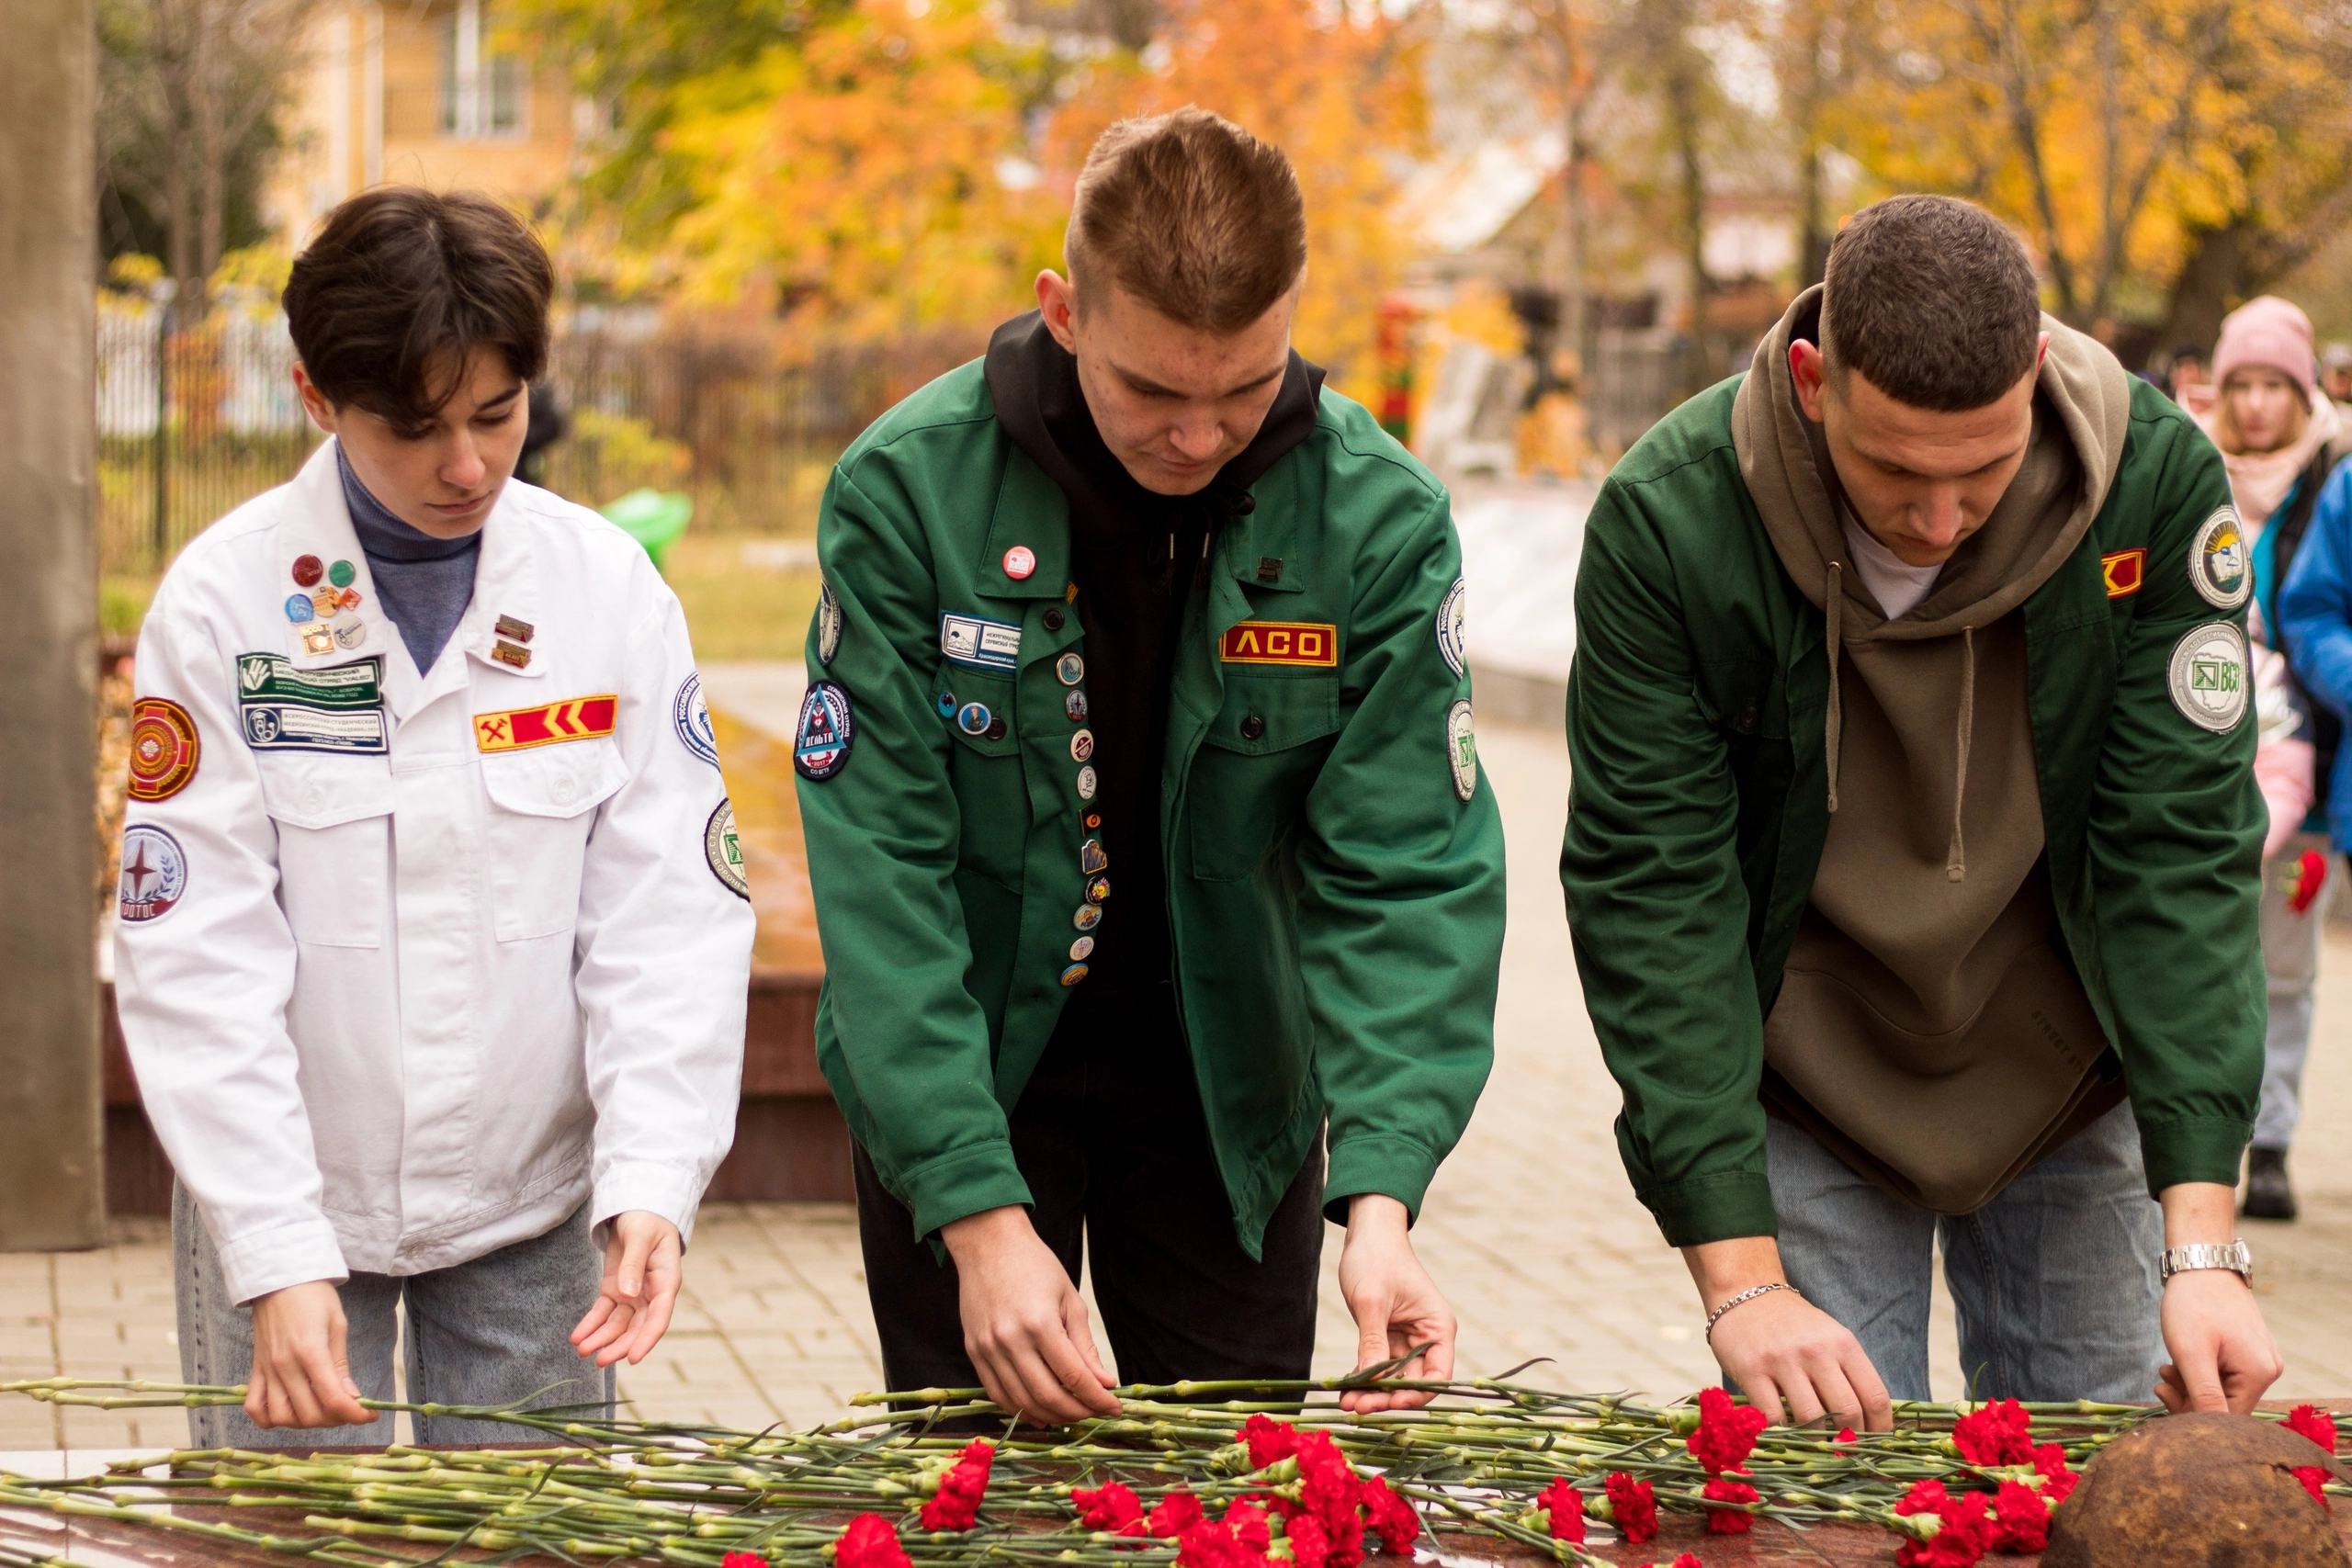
[116,441,752,1305]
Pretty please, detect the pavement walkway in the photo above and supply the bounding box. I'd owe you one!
[10,709,2351,1450]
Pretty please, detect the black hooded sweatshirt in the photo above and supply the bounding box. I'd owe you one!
[983,311,1325,996]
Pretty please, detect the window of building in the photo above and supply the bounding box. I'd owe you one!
[438,0,526,139]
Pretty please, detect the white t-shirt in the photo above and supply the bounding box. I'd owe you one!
[1841,513,1942,619]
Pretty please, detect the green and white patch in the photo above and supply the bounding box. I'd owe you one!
[706,798,749,899]
[2166,621,2249,733]
[237,652,383,708]
[1447,697,1477,802]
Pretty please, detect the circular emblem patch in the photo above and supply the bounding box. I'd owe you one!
[1447,698,1478,802]
[673,671,720,768]
[1075,764,1098,800]
[291,555,323,588]
[283,593,314,624]
[1057,653,1085,686]
[1070,728,1095,762]
[1070,936,1095,961]
[1073,904,1102,931]
[704,799,749,899]
[117,823,188,923]
[2188,506,2251,610]
[333,618,368,649]
[1059,963,1089,987]
[1003,545,1037,581]
[127,697,200,802]
[815,578,843,666]
[1085,874,1110,905]
[1436,577,1468,678]
[2166,622,2250,733]
[794,680,856,780]
[957,701,991,736]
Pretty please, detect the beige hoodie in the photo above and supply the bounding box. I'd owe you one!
[1731,286,2137,1213]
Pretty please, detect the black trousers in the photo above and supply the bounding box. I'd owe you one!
[854,982,1325,1393]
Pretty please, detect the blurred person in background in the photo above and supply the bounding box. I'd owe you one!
[2323,344,2352,406]
[2193,296,2345,1224]
[2169,344,2213,410]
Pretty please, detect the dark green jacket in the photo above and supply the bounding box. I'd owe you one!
[798,360,1504,1252]
[1561,373,2263,1247]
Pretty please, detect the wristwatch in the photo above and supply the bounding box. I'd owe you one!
[2161,1240,2254,1284]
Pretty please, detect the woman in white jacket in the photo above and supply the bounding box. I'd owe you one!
[115,188,752,1444]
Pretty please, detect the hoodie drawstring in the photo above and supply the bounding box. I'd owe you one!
[1949,626,1974,883]
[1825,562,1843,813]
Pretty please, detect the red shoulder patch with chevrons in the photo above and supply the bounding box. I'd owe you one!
[2102,548,2145,598]
[474,694,619,751]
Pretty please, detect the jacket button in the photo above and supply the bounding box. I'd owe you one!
[554,776,577,803]
[1736,704,1758,733]
[1043,607,1065,632]
[985,717,1008,740]
[1239,714,1266,740]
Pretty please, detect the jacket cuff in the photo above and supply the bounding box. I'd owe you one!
[2135,1116,2253,1195]
[898,1144,1035,1243]
[1324,1134,1441,1227]
[216,1217,350,1307]
[594,1162,710,1251]
[1640,1171,1780,1249]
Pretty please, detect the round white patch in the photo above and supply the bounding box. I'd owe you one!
[673,671,719,768]
[705,799,750,899]
[2188,506,2251,611]
[1435,577,1468,678]
[1446,698,1477,802]
[815,577,843,666]
[2167,621,2250,733]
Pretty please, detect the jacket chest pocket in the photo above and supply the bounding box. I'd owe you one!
[1186,675,1341,882]
[935,668,1027,891]
[478,738,630,942]
[260,760,395,948]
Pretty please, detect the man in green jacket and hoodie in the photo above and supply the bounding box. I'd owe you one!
[1563,196,2281,1427]
[795,108,1504,1423]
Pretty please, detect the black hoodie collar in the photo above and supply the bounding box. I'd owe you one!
[983,310,1323,539]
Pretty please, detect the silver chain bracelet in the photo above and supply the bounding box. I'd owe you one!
[1704,1281,1797,1342]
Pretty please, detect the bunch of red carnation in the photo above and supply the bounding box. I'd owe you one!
[2287,1404,2340,1509]
[832,1516,914,1568]
[1126,1416,1430,1568]
[1603,1471,1659,1543]
[1952,1400,2036,1468]
[920,1441,996,1531]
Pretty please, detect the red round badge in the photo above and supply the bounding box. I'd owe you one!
[1003,545,1037,580]
[127,696,201,802]
[291,555,324,588]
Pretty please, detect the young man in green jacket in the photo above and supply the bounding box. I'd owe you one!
[795,109,1504,1421]
[1563,196,2281,1426]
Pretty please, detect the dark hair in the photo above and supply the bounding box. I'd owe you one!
[1821,195,2042,412]
[1066,107,1306,334]
[284,186,554,432]
[2169,344,2208,366]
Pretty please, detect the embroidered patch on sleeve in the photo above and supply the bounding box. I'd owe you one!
[117,823,188,923]
[706,799,750,898]
[2101,548,2145,599]
[2167,621,2249,733]
[128,697,201,801]
[672,672,720,767]
[474,695,620,752]
[1219,620,1339,667]
[2188,506,2251,610]
[1447,698,1478,801]
[1436,579,1468,675]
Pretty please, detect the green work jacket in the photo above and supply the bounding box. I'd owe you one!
[1561,373,2264,1247]
[797,361,1505,1253]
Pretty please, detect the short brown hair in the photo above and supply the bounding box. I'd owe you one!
[1822,196,2042,412]
[1065,107,1306,333]
[284,186,554,433]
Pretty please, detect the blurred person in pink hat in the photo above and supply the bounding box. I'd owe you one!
[2195,294,2346,1222]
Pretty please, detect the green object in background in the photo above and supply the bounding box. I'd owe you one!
[600,488,694,572]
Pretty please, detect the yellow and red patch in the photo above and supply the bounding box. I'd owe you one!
[128,697,201,801]
[1218,620,1338,668]
[474,694,618,752]
[2102,548,2145,599]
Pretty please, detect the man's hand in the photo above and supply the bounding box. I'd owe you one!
[941,1206,1117,1425]
[1336,1195,1455,1413]
[2153,1181,2282,1414]
[246,1279,372,1429]
[571,1212,684,1368]
[1683,1236,1894,1432]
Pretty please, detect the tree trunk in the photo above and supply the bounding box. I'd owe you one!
[1667,42,1708,396]
[186,0,220,321]
[2157,222,2252,354]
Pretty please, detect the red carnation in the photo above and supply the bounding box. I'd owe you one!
[1989,1479,2051,1552]
[836,1516,912,1568]
[1894,1479,1994,1568]
[1534,1477,1585,1545]
[2030,1444,2078,1505]
[1075,1483,1147,1537]
[1702,1475,1759,1533]
[1604,1472,1658,1544]
[1150,1491,1207,1539]
[1952,1399,2035,1468]
[2287,1404,2341,1455]
[2296,1467,2333,1511]
[1687,1386,1770,1475]
[1835,1427,1858,1445]
[1243,1413,1303,1471]
[1227,1501,1273,1554]
[1284,1513,1332,1568]
[722,1553,766,1568]
[1295,1431,1368,1568]
[920,1439,994,1531]
[1176,1520,1257,1568]
[1358,1477,1419,1554]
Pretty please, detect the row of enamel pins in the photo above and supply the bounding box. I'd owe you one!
[281,554,537,668]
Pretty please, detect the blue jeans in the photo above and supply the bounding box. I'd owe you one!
[1765,1103,2164,1403]
[175,1183,615,1448]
